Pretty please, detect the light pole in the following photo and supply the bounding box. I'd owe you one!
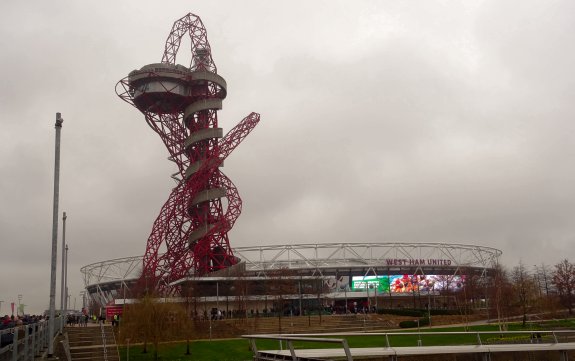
[17,295,22,316]
[65,244,69,315]
[48,112,63,357]
[298,276,303,316]
[344,285,348,314]
[80,291,86,310]
[368,282,377,312]
[428,291,432,328]
[60,212,67,332]
[372,279,379,312]
[367,284,371,312]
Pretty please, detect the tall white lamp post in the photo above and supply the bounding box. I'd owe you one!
[60,212,67,332]
[48,113,63,357]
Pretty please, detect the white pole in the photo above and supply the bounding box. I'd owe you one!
[48,112,63,357]
[365,283,371,312]
[60,212,67,332]
[65,244,69,316]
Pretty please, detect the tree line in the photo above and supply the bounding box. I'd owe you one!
[463,259,575,328]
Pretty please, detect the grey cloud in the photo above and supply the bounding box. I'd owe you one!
[1,0,574,314]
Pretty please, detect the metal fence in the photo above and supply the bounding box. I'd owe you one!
[244,330,575,361]
[0,317,61,361]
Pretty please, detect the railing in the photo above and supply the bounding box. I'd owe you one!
[61,333,71,361]
[108,322,121,360]
[0,317,61,361]
[100,322,108,361]
[247,335,353,361]
[244,330,575,361]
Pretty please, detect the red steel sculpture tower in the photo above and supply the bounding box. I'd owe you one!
[116,13,260,293]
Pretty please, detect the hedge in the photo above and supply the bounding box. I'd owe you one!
[399,317,430,328]
[378,308,464,317]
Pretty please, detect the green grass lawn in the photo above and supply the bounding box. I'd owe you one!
[118,320,575,361]
[120,339,266,361]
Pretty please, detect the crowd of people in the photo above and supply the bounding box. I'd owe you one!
[0,310,123,351]
[0,314,45,348]
[66,313,90,327]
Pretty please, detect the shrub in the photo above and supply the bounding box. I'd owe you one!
[399,320,418,328]
[429,309,462,316]
[399,317,429,328]
[378,308,464,317]
[378,309,424,317]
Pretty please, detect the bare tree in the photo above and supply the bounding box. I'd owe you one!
[488,265,513,331]
[552,259,575,315]
[462,272,483,309]
[533,263,554,313]
[314,273,330,324]
[266,268,297,333]
[119,293,185,361]
[511,262,537,326]
[453,268,483,329]
[232,272,249,319]
[120,294,153,355]
[182,285,195,356]
[534,264,553,297]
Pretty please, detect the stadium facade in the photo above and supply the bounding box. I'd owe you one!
[81,242,501,317]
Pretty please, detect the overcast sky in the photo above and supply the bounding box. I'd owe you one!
[1,0,574,315]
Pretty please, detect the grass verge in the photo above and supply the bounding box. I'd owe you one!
[118,320,575,361]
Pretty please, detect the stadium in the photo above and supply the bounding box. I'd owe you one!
[81,242,501,318]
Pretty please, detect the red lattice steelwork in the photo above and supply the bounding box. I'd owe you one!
[116,13,260,293]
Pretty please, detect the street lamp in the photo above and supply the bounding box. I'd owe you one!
[373,282,378,312]
[428,290,432,328]
[48,112,64,357]
[368,284,373,312]
[343,283,348,314]
[230,285,236,318]
[80,291,86,310]
[60,212,67,332]
[64,244,69,322]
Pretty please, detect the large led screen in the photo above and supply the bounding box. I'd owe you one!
[351,275,464,294]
